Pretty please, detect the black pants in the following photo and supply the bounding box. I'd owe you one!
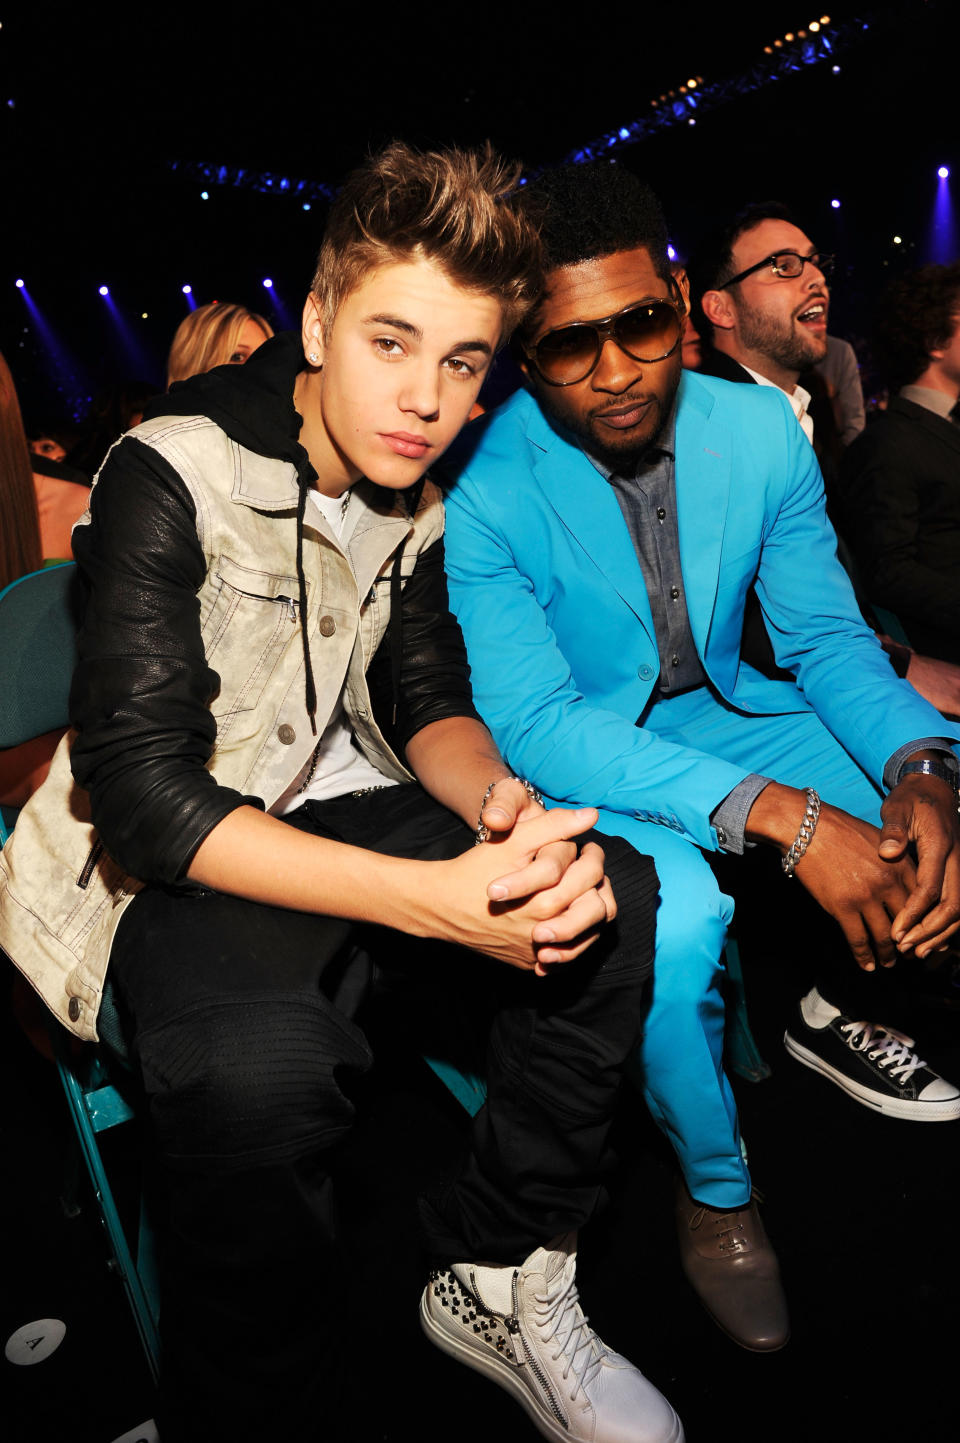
[109,785,658,1441]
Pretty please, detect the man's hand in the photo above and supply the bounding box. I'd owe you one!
[904,651,960,719]
[789,803,917,970]
[878,762,960,956]
[427,805,615,975]
[746,782,915,970]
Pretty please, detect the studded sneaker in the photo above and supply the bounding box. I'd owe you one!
[784,987,960,1120]
[420,1234,684,1443]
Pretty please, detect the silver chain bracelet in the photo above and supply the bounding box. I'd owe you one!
[476,777,544,844]
[781,787,821,877]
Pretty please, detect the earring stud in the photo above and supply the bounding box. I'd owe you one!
[308,351,320,363]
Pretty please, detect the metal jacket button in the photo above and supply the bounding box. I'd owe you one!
[68,997,82,1022]
[318,615,336,637]
[278,724,296,744]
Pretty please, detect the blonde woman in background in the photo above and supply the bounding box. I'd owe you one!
[166,301,273,388]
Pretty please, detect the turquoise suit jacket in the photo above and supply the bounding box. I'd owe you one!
[441,371,957,849]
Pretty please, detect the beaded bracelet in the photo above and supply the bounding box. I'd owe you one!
[476,777,543,844]
[781,787,821,877]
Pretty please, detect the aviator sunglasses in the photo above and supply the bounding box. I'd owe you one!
[523,282,685,386]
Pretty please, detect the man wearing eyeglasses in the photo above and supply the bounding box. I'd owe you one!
[692,202,830,441]
[440,161,960,1356]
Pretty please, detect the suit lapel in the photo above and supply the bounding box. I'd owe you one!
[674,375,730,660]
[527,408,655,634]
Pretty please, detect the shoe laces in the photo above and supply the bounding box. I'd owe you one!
[534,1258,611,1402]
[689,1203,747,1250]
[840,1020,926,1082]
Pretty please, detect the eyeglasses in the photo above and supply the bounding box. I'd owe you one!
[719,250,835,290]
[523,291,685,387]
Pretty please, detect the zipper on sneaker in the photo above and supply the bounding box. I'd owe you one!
[509,1271,567,1428]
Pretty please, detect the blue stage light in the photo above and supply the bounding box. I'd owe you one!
[262,278,274,289]
[201,190,209,200]
[99,285,109,297]
[15,277,24,288]
[938,166,950,180]
[302,202,312,211]
[182,284,192,295]
[831,198,841,208]
[619,127,630,140]
[667,245,677,261]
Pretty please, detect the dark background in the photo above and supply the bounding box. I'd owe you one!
[2,3,957,422]
[4,7,960,1439]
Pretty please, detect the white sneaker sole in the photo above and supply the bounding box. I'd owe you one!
[420,1291,685,1443]
[783,1031,960,1120]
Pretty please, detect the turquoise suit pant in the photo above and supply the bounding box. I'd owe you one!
[575,684,887,1209]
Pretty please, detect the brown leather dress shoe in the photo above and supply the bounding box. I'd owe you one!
[675,1182,790,1352]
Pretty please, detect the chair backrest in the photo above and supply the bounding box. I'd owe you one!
[0,563,82,748]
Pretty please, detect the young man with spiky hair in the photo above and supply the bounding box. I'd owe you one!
[441,159,960,1356]
[0,145,683,1442]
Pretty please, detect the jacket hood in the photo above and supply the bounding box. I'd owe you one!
[145,332,313,476]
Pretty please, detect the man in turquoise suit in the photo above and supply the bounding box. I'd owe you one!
[441,162,960,1354]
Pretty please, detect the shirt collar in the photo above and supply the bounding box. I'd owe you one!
[578,406,677,483]
[741,364,814,442]
[900,384,957,421]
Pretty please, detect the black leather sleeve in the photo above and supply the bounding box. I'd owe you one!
[69,437,251,884]
[367,535,481,759]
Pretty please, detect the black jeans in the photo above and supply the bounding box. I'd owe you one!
[109,784,658,1441]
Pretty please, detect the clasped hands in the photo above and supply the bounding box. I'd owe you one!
[437,777,615,975]
[788,769,960,970]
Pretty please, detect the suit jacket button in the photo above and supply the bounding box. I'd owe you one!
[638,663,655,681]
[68,997,82,1022]
[319,615,337,637]
[278,724,296,744]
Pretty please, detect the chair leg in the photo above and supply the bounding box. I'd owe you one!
[52,1035,162,1385]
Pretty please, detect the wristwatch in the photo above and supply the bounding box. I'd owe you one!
[898,757,960,807]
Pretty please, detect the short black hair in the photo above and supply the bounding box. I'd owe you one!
[686,201,796,337]
[518,160,671,283]
[872,262,960,391]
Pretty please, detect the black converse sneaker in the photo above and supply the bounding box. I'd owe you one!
[784,987,960,1120]
[421,1234,684,1443]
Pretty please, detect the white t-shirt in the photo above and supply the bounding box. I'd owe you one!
[271,488,399,815]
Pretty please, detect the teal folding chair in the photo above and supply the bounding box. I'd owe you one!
[0,563,161,1383]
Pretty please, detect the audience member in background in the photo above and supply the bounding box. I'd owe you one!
[672,264,703,370]
[166,300,273,389]
[814,333,866,444]
[0,351,85,805]
[840,262,960,666]
[691,206,960,719]
[1,352,44,592]
[1,352,88,571]
[67,378,158,478]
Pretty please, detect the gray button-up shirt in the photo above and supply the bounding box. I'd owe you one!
[580,419,952,852]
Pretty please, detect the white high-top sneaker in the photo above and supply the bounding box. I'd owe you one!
[420,1234,684,1443]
